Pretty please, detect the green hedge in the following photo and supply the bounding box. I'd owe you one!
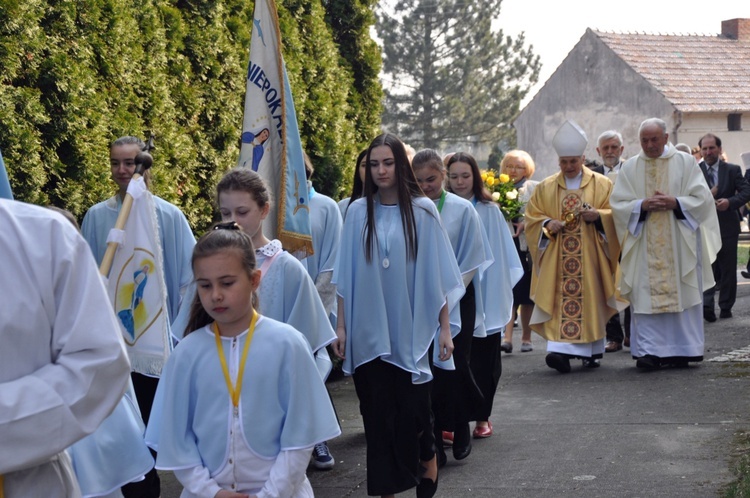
[0,0,381,233]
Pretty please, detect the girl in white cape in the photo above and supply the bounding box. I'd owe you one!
[333,134,464,498]
[145,226,339,497]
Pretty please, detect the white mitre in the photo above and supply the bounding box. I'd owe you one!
[553,120,588,157]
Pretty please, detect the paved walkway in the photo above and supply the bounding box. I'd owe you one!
[308,278,750,497]
[161,276,750,497]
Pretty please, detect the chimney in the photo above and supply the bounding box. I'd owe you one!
[721,18,750,40]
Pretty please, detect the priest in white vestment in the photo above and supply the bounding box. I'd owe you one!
[610,118,721,370]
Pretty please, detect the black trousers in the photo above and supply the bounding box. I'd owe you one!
[469,333,502,421]
[606,250,631,343]
[121,373,160,498]
[432,283,483,431]
[353,359,434,496]
[605,307,631,343]
[703,234,738,311]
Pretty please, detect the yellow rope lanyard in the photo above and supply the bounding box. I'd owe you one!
[213,311,258,413]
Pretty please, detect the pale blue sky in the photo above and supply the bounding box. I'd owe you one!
[495,0,750,107]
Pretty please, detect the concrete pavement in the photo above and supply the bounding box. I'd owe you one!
[307,278,750,497]
[161,278,750,497]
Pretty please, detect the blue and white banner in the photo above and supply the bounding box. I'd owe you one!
[107,177,171,376]
[0,148,13,200]
[239,0,312,254]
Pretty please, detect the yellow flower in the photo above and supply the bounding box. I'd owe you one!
[506,189,518,200]
[499,173,510,183]
[486,176,495,187]
[480,172,488,182]
[491,191,501,201]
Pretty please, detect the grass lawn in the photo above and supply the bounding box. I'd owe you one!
[722,429,750,497]
[738,243,750,269]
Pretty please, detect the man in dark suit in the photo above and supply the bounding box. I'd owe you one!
[590,130,631,352]
[590,130,624,179]
[740,152,750,280]
[699,134,750,321]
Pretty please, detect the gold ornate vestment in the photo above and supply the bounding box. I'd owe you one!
[525,168,624,343]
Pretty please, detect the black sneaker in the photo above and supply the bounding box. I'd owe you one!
[545,353,571,373]
[636,354,661,370]
[312,442,334,470]
[582,358,600,368]
[452,423,472,460]
[720,309,732,319]
[663,357,690,368]
[703,308,717,323]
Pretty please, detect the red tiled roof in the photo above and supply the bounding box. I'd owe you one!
[593,29,750,112]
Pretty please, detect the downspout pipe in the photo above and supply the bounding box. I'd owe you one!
[672,109,683,144]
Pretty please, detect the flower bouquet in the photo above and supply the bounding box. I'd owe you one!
[480,170,524,220]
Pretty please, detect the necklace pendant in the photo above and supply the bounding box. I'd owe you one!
[233,405,239,417]
[382,257,390,269]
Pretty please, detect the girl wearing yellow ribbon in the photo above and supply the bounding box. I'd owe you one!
[145,226,339,498]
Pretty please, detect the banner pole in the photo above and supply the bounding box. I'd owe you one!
[99,150,153,277]
[99,172,142,277]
